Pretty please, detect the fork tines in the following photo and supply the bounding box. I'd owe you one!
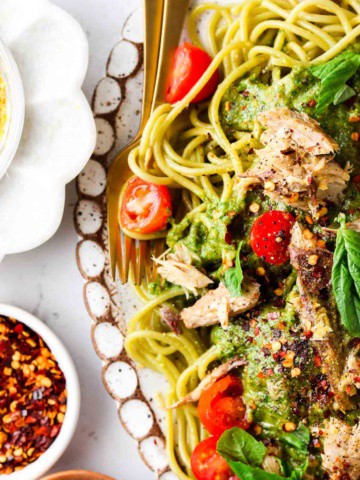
[116,233,165,285]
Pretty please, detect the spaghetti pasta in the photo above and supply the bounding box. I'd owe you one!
[124,1,360,478]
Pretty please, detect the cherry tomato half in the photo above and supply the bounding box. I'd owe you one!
[250,210,296,265]
[119,177,172,234]
[191,437,238,480]
[166,42,219,104]
[198,375,250,437]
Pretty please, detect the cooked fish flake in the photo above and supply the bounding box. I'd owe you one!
[322,418,360,479]
[180,281,260,329]
[243,108,350,214]
[154,245,213,295]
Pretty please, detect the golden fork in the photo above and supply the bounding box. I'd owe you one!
[107,0,190,284]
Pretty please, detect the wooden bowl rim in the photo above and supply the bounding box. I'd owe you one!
[41,470,116,480]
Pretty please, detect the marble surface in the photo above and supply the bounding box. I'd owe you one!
[0,0,153,478]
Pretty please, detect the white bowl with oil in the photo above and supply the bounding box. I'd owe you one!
[0,36,24,180]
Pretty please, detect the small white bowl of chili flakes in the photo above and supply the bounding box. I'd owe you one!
[0,304,80,480]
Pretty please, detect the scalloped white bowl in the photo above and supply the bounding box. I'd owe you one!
[0,0,96,256]
[0,36,24,180]
[0,304,80,480]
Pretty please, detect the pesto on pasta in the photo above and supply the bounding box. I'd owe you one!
[120,2,360,479]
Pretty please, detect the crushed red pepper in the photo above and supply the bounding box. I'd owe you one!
[0,315,67,474]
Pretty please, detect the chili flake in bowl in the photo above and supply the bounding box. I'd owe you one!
[0,305,80,480]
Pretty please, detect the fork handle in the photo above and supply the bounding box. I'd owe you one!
[152,0,191,108]
[139,0,165,133]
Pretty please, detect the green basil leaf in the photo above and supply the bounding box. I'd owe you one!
[333,84,356,105]
[217,428,307,480]
[310,52,357,78]
[279,425,310,454]
[343,228,360,297]
[217,427,266,466]
[332,224,360,337]
[223,242,244,297]
[227,461,285,480]
[348,261,360,298]
[309,52,360,113]
[228,460,305,480]
[339,262,360,336]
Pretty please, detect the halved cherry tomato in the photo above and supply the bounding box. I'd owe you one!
[166,42,219,104]
[191,437,238,480]
[198,375,249,437]
[250,210,296,265]
[120,177,172,234]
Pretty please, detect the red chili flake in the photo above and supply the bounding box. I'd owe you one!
[354,377,360,383]
[349,115,360,123]
[353,175,360,191]
[314,355,322,367]
[254,326,260,337]
[224,232,233,245]
[13,324,23,334]
[307,99,317,107]
[0,315,67,475]
[304,330,313,340]
[257,371,265,379]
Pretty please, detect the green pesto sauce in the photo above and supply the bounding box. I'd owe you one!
[155,51,360,477]
[152,49,360,479]
[167,52,360,272]
[220,66,360,171]
[211,293,326,432]
[167,195,245,272]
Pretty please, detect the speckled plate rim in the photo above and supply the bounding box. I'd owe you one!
[73,6,173,477]
[72,3,212,479]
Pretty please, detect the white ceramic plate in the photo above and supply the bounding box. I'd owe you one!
[75,5,172,476]
[0,0,96,256]
[74,1,227,478]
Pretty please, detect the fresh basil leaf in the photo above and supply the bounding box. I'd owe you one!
[309,52,360,113]
[339,262,360,336]
[280,425,310,454]
[228,460,306,480]
[332,225,360,337]
[223,242,244,297]
[310,52,357,78]
[343,228,360,298]
[227,461,285,480]
[348,261,360,298]
[217,427,266,466]
[217,428,307,480]
[333,84,356,105]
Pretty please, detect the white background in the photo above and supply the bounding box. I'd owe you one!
[0,0,153,478]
